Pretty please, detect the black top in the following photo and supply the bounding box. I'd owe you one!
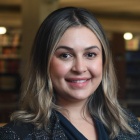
[56,111,109,140]
[0,110,140,139]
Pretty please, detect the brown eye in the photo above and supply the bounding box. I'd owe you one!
[60,53,72,59]
[85,52,96,58]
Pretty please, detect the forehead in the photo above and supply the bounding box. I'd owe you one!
[56,26,102,49]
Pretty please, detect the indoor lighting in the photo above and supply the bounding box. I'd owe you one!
[123,32,133,40]
[0,27,7,34]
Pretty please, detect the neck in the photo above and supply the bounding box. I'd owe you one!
[56,98,90,120]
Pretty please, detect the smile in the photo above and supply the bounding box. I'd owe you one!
[66,78,90,83]
[71,80,87,83]
[65,78,91,88]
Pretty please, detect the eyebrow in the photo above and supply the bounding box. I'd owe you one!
[56,46,101,51]
[85,46,101,51]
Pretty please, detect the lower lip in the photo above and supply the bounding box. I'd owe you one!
[66,79,90,89]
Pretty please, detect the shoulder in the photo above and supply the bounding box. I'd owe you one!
[0,121,35,139]
[117,111,140,140]
[0,111,67,140]
[128,111,140,133]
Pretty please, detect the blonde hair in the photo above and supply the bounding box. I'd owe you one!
[11,7,135,139]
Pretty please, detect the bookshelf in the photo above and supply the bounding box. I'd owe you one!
[109,33,140,117]
[125,37,140,117]
[0,28,21,122]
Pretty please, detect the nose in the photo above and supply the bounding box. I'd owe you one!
[71,57,87,74]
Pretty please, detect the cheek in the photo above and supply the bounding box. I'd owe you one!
[90,60,103,76]
[50,58,71,78]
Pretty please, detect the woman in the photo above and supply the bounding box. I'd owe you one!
[0,7,140,140]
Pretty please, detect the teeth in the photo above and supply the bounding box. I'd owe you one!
[72,80,86,83]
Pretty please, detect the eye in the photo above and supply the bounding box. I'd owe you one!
[59,53,72,59]
[85,52,96,59]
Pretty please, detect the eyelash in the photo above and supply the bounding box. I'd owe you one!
[59,53,72,59]
[85,52,96,58]
[59,52,97,60]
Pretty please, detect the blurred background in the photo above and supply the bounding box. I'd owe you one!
[0,0,140,123]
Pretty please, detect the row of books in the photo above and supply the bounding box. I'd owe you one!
[0,34,21,47]
[126,51,140,62]
[0,46,20,56]
[126,77,140,89]
[0,76,17,90]
[125,37,140,51]
[0,60,20,73]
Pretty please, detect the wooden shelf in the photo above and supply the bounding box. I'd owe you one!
[0,54,20,59]
[0,29,21,123]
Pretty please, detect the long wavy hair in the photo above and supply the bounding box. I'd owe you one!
[11,7,135,139]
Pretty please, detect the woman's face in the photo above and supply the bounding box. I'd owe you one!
[50,26,103,104]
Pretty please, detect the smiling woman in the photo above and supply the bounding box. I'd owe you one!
[0,7,140,140]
